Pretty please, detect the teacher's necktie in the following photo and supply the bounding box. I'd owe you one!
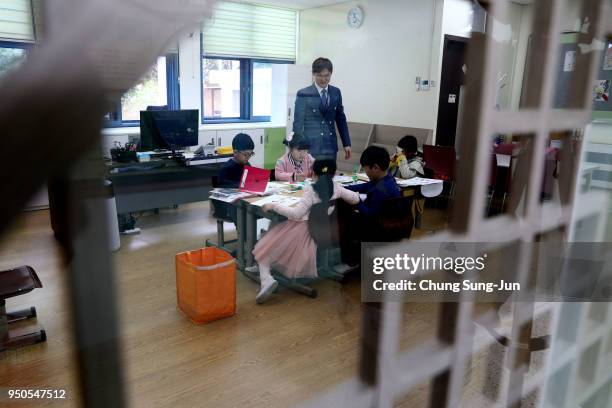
[321,89,328,109]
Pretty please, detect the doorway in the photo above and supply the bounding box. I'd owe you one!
[436,35,468,148]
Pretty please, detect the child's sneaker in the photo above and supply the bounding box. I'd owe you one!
[245,265,260,274]
[256,278,278,304]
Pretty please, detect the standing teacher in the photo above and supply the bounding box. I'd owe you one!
[293,58,351,161]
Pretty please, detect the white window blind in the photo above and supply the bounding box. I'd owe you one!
[0,0,34,42]
[203,1,297,61]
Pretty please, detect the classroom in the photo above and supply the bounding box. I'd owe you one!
[1,0,611,407]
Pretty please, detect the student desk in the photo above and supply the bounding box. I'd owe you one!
[228,177,443,272]
[234,187,305,271]
[233,188,320,297]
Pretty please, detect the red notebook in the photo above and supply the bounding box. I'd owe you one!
[239,166,271,195]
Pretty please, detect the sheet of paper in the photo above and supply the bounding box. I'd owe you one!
[250,195,302,207]
[604,43,612,70]
[333,175,355,184]
[563,50,576,72]
[496,154,511,168]
[395,177,443,187]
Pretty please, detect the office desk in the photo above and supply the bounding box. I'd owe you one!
[107,157,230,214]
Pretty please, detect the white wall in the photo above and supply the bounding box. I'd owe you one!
[298,0,444,130]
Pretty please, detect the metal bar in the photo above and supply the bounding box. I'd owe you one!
[245,204,257,267]
[236,201,246,270]
[67,146,125,408]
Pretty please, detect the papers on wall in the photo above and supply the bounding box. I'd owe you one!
[604,43,612,71]
[563,50,576,72]
[250,195,302,207]
[209,188,253,203]
[592,79,610,102]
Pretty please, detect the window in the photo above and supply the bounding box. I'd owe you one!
[253,62,273,117]
[200,1,296,123]
[201,56,287,123]
[203,58,241,118]
[104,54,180,126]
[0,41,30,78]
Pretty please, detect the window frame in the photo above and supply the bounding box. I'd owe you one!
[0,40,33,73]
[104,53,180,128]
[201,42,293,124]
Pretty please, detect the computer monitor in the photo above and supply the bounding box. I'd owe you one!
[139,109,199,151]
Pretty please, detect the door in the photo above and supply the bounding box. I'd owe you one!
[436,35,468,147]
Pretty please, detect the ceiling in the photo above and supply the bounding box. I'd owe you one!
[232,0,348,10]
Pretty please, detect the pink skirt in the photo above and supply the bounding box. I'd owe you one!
[252,220,318,279]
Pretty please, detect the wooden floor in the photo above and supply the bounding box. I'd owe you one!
[2,188,610,407]
[0,202,447,408]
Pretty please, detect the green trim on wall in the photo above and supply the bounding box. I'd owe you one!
[592,111,612,121]
[560,32,579,44]
[264,127,287,169]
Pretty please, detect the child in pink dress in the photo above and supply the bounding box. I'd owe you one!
[248,160,359,304]
[274,133,315,182]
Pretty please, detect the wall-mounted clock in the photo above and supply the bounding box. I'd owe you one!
[347,6,364,29]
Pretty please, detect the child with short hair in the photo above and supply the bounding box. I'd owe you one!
[218,133,255,188]
[339,146,401,266]
[389,135,425,179]
[214,133,255,224]
[247,160,360,304]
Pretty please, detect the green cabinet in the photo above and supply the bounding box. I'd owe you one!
[263,127,287,169]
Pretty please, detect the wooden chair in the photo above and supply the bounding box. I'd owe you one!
[1,266,46,352]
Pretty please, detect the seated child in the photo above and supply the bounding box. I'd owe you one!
[274,133,315,182]
[389,135,425,179]
[340,145,401,265]
[214,133,254,223]
[218,133,254,187]
[246,159,360,304]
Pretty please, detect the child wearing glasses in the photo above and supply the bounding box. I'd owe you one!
[274,133,315,182]
[247,159,360,304]
[214,133,255,224]
[218,133,255,188]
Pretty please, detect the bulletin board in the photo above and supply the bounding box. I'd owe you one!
[554,33,612,121]
[591,38,612,121]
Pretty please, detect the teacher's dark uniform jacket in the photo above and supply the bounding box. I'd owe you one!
[292,84,351,160]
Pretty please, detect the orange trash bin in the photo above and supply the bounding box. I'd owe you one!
[176,247,236,324]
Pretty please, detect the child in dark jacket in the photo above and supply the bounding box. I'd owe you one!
[214,133,255,223]
[340,146,401,265]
